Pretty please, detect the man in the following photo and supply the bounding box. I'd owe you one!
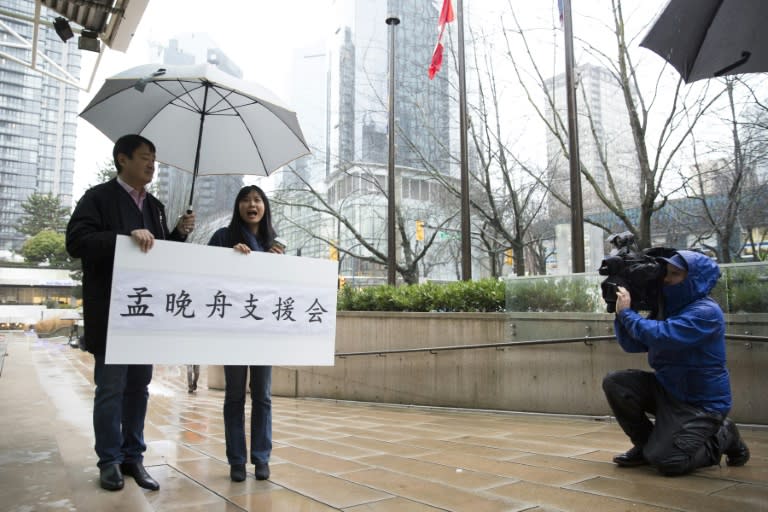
[67,134,195,491]
[603,250,750,476]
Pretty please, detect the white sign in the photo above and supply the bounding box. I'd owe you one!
[105,236,337,365]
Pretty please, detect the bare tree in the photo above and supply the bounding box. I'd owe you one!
[271,164,456,285]
[396,26,552,277]
[501,0,726,249]
[676,78,768,262]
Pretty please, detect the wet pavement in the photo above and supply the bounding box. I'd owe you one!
[1,331,766,511]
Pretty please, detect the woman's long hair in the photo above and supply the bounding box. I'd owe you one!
[226,185,277,249]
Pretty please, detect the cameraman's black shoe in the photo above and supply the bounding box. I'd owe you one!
[613,446,647,467]
[723,420,750,467]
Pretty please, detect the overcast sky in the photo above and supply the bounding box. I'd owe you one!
[73,0,334,197]
[71,1,709,201]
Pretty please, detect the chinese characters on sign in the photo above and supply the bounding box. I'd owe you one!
[120,287,328,324]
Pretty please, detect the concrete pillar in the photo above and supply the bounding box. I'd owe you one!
[208,365,225,390]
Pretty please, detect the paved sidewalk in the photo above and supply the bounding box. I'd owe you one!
[1,331,766,511]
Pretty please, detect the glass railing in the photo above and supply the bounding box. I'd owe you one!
[505,261,768,315]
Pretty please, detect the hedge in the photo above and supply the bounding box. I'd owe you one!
[337,278,505,312]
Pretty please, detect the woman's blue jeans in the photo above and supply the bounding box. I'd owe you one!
[92,354,152,468]
[224,365,272,465]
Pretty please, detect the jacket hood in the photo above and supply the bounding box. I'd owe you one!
[663,250,720,314]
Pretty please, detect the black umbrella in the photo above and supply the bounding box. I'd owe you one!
[640,0,768,83]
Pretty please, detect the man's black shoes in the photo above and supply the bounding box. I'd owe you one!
[99,464,124,491]
[723,419,751,467]
[230,464,246,482]
[254,461,270,480]
[120,462,160,491]
[613,445,648,467]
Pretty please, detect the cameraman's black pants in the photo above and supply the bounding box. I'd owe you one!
[603,369,731,476]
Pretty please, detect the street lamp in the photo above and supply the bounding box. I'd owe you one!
[385,14,400,286]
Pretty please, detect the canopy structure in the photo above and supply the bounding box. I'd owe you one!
[0,0,149,91]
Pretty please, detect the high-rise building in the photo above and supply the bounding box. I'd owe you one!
[0,1,81,252]
[329,0,452,174]
[546,63,640,221]
[151,34,244,222]
[274,0,463,282]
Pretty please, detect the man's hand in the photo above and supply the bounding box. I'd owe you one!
[616,286,632,313]
[131,229,155,252]
[176,211,196,236]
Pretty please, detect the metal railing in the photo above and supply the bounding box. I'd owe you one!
[335,333,767,358]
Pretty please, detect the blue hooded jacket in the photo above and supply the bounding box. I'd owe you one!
[614,250,731,415]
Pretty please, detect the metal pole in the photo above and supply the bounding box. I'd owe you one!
[188,81,210,212]
[386,15,400,286]
[457,0,472,280]
[325,51,332,179]
[563,0,585,273]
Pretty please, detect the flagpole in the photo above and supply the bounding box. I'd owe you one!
[562,0,585,273]
[457,0,471,280]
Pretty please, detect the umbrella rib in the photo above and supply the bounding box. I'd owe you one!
[126,80,210,139]
[149,79,241,116]
[204,86,309,151]
[206,88,259,115]
[687,0,725,79]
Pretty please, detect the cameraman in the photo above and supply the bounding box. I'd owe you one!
[602,250,750,476]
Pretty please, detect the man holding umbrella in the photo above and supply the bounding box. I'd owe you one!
[67,134,195,491]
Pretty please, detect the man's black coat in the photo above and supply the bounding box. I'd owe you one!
[66,179,186,355]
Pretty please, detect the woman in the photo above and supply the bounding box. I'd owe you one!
[208,185,284,482]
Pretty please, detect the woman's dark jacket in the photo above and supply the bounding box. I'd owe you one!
[66,179,185,355]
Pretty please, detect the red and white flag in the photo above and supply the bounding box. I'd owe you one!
[428,0,455,80]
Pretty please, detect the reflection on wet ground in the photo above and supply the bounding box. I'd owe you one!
[1,331,766,511]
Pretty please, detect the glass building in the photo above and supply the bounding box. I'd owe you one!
[274,0,464,282]
[0,0,81,252]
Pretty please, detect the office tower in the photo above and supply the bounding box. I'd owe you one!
[329,0,452,174]
[151,34,244,222]
[0,1,81,252]
[546,63,640,220]
[275,0,461,282]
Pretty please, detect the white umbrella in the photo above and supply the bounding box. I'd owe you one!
[640,0,768,83]
[80,63,311,206]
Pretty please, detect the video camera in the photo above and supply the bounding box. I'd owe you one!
[598,231,674,318]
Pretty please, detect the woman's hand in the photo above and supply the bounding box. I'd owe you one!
[268,245,284,255]
[233,243,251,254]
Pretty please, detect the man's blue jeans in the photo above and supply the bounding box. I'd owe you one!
[223,365,272,465]
[93,354,152,468]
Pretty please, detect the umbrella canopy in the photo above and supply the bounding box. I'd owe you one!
[640,0,768,83]
[80,63,311,204]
